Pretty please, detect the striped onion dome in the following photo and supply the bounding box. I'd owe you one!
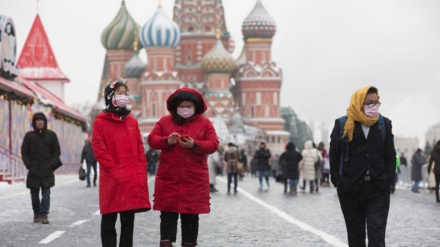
[124,53,145,78]
[101,1,143,50]
[202,39,237,74]
[139,5,180,47]
[242,0,276,39]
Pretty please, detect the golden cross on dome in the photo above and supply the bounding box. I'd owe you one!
[216,15,221,39]
[133,31,138,51]
[158,0,162,7]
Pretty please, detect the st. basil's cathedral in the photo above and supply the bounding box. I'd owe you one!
[98,0,290,155]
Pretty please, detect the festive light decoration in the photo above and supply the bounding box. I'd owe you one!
[52,110,87,131]
[0,89,33,106]
[0,88,86,131]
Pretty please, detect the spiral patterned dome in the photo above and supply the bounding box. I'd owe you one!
[139,6,181,47]
[124,53,145,78]
[101,1,142,50]
[202,39,237,74]
[242,0,276,39]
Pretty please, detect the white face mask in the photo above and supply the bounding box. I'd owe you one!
[363,105,379,118]
[177,107,195,118]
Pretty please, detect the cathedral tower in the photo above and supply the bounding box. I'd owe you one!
[100,0,142,98]
[236,0,283,131]
[201,27,237,118]
[138,2,181,132]
[173,0,231,88]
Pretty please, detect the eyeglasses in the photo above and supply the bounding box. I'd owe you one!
[363,101,381,108]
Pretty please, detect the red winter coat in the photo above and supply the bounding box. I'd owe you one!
[148,88,219,214]
[92,112,151,214]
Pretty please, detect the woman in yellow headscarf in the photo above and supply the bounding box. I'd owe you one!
[343,86,380,142]
[329,86,396,247]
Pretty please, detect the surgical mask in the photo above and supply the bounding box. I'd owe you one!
[177,107,195,118]
[363,105,379,118]
[115,95,129,108]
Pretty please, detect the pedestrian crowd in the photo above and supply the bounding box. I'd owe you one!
[20,83,440,247]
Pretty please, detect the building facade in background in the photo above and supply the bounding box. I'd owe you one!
[97,0,293,155]
[0,14,86,183]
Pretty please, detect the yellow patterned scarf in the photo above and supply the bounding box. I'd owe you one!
[343,86,380,142]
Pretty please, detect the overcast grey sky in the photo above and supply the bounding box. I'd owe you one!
[2,0,440,146]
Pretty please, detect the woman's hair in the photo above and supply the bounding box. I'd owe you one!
[168,91,203,125]
[285,142,296,151]
[367,86,378,94]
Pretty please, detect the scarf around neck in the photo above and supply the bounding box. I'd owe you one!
[343,86,380,142]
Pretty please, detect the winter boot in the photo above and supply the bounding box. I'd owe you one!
[289,187,297,195]
[40,216,49,224]
[209,184,218,193]
[160,240,173,247]
[33,214,40,223]
[182,243,196,247]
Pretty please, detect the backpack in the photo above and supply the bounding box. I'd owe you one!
[338,114,385,176]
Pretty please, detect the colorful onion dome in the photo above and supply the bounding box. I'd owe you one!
[139,5,180,48]
[242,0,276,39]
[202,39,237,74]
[124,53,145,78]
[101,1,143,50]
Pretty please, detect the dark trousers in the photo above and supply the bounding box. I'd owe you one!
[227,173,238,192]
[435,173,440,202]
[30,187,50,217]
[101,210,135,247]
[160,211,199,245]
[86,161,97,186]
[338,182,390,247]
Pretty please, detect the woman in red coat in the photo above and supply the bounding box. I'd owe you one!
[92,81,151,247]
[148,88,219,247]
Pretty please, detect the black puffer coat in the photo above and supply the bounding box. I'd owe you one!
[254,148,271,171]
[21,112,61,189]
[279,143,303,179]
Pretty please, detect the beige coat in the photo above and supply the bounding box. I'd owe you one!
[300,140,319,181]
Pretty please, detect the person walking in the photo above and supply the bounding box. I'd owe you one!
[329,86,396,247]
[147,88,219,247]
[21,112,62,224]
[224,142,240,194]
[146,148,159,176]
[253,142,272,191]
[428,141,440,202]
[320,148,331,188]
[80,135,97,187]
[399,152,407,167]
[299,140,319,193]
[208,147,222,193]
[239,148,248,176]
[411,148,425,193]
[279,142,303,194]
[391,151,401,193]
[92,81,151,247]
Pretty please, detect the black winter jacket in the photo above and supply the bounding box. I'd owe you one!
[254,148,271,171]
[81,141,96,164]
[21,112,61,189]
[428,143,440,175]
[329,116,396,193]
[279,150,303,179]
